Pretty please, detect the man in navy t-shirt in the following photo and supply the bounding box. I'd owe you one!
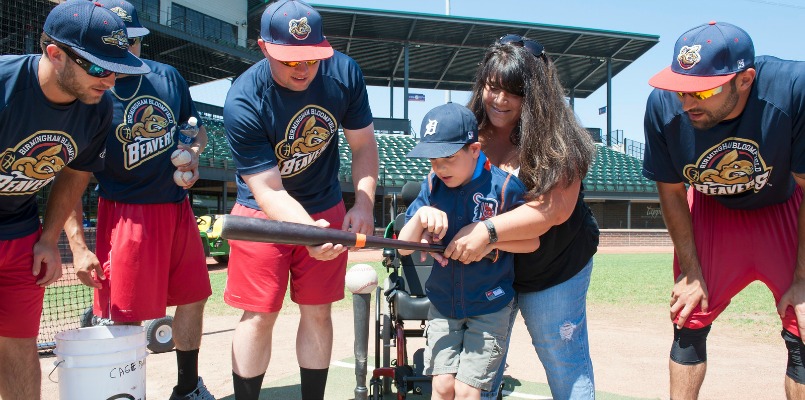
[643,21,805,399]
[0,2,148,399]
[62,2,215,399]
[222,0,378,398]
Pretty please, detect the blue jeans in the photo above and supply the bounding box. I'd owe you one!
[481,259,595,400]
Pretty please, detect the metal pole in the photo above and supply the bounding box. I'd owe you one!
[404,42,410,120]
[352,292,371,400]
[606,57,612,147]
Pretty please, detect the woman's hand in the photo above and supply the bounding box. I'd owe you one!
[444,221,491,264]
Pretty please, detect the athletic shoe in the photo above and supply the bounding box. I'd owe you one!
[169,377,215,400]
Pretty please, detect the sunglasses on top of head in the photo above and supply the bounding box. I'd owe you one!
[499,34,547,61]
[56,44,115,78]
[279,60,320,68]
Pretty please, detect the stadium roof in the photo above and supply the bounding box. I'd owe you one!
[246,2,660,98]
[138,2,659,99]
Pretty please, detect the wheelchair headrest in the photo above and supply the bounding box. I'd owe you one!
[401,181,420,205]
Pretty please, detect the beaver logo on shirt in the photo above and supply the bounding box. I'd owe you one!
[0,131,77,195]
[115,96,176,170]
[275,106,337,178]
[473,193,499,222]
[683,138,772,196]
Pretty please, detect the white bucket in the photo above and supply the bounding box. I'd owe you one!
[54,326,148,400]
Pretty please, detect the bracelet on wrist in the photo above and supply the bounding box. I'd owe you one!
[483,219,498,244]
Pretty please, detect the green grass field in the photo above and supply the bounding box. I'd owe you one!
[199,252,780,338]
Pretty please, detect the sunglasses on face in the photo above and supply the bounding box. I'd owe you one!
[279,60,320,68]
[58,45,114,78]
[128,37,140,47]
[676,85,723,101]
[499,34,547,60]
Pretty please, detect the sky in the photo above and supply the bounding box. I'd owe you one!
[189,0,805,143]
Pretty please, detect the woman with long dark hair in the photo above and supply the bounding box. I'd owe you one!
[446,35,599,399]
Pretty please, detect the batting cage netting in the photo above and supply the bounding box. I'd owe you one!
[2,0,244,350]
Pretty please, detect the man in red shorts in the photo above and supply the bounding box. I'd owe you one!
[0,2,148,398]
[221,1,378,398]
[643,21,805,399]
[63,1,214,398]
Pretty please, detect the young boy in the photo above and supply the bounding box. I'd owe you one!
[398,103,539,399]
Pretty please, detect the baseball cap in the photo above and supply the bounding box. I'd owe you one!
[260,0,334,62]
[43,1,149,75]
[649,21,754,93]
[407,103,478,159]
[103,0,151,38]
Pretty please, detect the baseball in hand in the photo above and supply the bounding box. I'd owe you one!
[345,263,378,294]
[171,148,192,167]
[173,169,193,187]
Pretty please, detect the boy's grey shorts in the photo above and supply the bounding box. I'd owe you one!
[423,300,514,391]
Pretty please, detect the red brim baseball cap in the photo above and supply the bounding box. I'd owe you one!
[262,40,334,62]
[260,0,334,62]
[649,21,753,93]
[648,66,735,92]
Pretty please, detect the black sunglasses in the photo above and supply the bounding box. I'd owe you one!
[499,34,547,61]
[57,45,115,78]
[128,37,140,47]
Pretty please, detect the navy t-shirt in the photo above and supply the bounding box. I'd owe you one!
[0,55,110,240]
[643,56,805,209]
[405,153,526,319]
[95,59,201,203]
[223,51,373,214]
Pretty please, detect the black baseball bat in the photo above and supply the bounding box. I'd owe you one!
[220,215,498,260]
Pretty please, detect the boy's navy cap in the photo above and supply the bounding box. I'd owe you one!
[44,1,149,75]
[649,21,754,92]
[103,0,150,38]
[260,0,334,62]
[407,103,478,159]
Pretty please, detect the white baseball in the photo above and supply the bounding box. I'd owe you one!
[345,263,378,294]
[171,148,192,167]
[173,169,193,187]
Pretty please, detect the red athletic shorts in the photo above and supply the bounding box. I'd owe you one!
[224,202,348,313]
[675,186,802,336]
[94,198,212,322]
[0,230,45,338]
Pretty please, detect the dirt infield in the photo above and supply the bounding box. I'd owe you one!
[38,246,785,399]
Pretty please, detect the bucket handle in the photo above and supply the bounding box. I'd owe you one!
[48,360,63,383]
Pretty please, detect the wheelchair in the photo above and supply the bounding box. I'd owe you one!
[368,182,504,399]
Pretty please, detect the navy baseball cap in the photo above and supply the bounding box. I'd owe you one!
[649,21,754,92]
[407,103,478,159]
[260,0,334,62]
[44,1,149,75]
[103,0,151,38]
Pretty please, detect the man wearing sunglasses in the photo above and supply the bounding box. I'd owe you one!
[222,0,378,398]
[62,1,215,399]
[0,2,148,399]
[644,21,805,400]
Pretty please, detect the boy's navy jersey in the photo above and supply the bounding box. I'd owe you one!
[223,51,373,214]
[643,56,805,210]
[95,59,201,203]
[0,55,110,240]
[405,153,526,319]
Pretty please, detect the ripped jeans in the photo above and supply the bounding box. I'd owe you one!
[481,259,595,400]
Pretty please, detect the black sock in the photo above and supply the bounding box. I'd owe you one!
[300,367,329,400]
[175,349,200,395]
[233,371,265,400]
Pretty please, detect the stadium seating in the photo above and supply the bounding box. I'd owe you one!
[194,123,656,194]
